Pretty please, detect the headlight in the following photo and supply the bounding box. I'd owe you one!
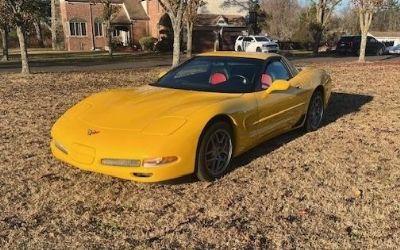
[143,156,178,168]
[101,159,141,167]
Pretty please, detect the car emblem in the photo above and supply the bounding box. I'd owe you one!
[87,129,100,136]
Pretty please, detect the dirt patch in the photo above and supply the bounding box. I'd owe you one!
[0,63,399,249]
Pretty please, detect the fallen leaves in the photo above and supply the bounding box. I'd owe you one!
[0,62,399,249]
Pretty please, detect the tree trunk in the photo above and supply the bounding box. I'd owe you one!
[358,10,373,63]
[359,32,367,63]
[1,27,9,61]
[34,22,45,48]
[312,29,323,55]
[16,26,30,74]
[186,22,193,59]
[172,23,181,67]
[106,20,113,56]
[51,0,58,50]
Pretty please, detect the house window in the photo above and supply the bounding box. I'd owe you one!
[69,22,87,37]
[94,22,103,37]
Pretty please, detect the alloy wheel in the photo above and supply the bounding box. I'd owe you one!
[309,94,324,129]
[204,129,232,176]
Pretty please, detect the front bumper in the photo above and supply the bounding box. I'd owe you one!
[262,48,279,53]
[50,139,194,183]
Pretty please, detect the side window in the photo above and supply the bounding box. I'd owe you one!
[281,57,298,77]
[243,37,250,42]
[266,61,290,82]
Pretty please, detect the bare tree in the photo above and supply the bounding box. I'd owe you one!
[222,0,250,12]
[353,0,386,62]
[33,0,50,48]
[159,0,187,67]
[34,22,45,48]
[310,0,342,54]
[185,0,205,58]
[338,4,360,35]
[261,0,301,40]
[0,26,9,61]
[0,0,9,61]
[370,0,400,31]
[1,0,39,74]
[101,0,114,56]
[51,0,58,50]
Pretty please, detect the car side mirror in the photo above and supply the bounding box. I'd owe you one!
[158,70,167,79]
[266,79,290,94]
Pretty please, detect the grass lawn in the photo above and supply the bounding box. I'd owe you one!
[0,62,399,248]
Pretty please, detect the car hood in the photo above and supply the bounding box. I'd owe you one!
[65,85,240,132]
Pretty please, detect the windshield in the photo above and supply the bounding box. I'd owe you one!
[255,37,270,42]
[339,36,360,42]
[154,57,264,93]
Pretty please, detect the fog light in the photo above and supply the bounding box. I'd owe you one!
[55,141,68,155]
[101,159,141,167]
[143,156,178,168]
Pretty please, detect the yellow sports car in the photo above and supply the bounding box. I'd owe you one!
[51,52,332,182]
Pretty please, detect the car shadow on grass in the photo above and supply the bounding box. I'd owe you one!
[163,92,373,185]
[230,92,373,171]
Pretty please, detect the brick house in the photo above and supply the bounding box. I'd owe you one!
[60,0,248,52]
[140,0,248,52]
[60,0,149,51]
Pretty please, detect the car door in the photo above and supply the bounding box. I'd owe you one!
[253,58,305,140]
[243,37,253,51]
[236,36,243,51]
[367,37,379,54]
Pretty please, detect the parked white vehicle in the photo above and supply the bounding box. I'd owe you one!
[235,36,280,53]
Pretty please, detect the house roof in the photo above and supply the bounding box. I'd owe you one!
[124,0,149,21]
[65,0,149,22]
[369,31,400,38]
[112,5,131,24]
[195,14,246,27]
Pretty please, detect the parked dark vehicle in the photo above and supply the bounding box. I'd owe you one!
[336,36,385,56]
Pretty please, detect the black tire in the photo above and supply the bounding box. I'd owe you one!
[376,47,384,56]
[237,46,242,51]
[256,47,262,52]
[304,90,324,132]
[196,122,233,181]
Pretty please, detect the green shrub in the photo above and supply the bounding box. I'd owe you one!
[139,36,157,51]
[155,37,173,52]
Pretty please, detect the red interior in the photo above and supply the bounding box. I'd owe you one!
[210,72,227,85]
[261,74,273,89]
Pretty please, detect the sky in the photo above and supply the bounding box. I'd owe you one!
[299,0,351,12]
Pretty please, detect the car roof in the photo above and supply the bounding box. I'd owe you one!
[198,51,280,60]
